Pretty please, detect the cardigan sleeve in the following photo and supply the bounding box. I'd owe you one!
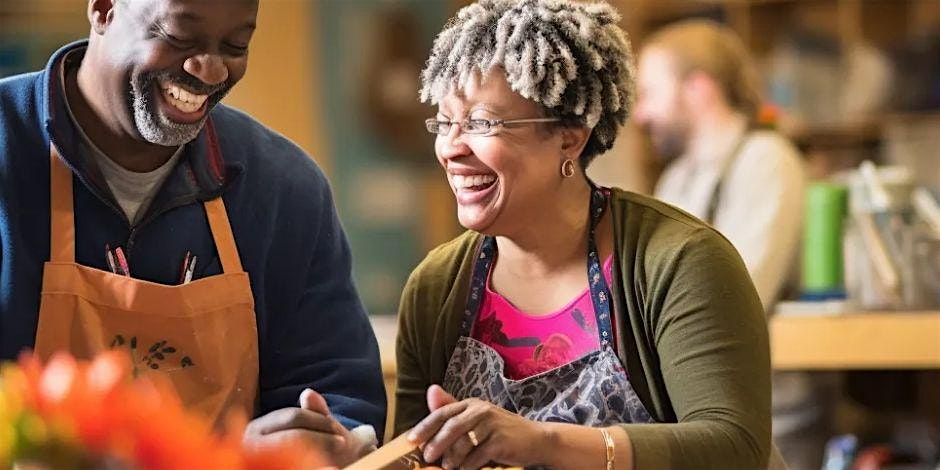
[392,232,479,438]
[620,228,772,469]
[393,266,434,437]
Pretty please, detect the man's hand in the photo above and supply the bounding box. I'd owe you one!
[244,388,362,467]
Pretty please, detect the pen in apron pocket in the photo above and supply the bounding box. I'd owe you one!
[179,251,197,285]
[113,246,130,276]
[179,251,191,284]
[105,244,118,274]
[184,256,197,284]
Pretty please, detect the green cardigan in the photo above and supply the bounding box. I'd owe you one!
[395,189,771,469]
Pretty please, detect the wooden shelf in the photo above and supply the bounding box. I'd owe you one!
[780,112,940,148]
[780,118,883,149]
[771,311,940,370]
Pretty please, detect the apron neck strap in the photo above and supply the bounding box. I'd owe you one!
[585,184,614,348]
[202,120,242,274]
[204,197,242,274]
[49,144,76,263]
[704,128,752,225]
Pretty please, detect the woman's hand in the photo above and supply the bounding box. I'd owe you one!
[406,385,552,470]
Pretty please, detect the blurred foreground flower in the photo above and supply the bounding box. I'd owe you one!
[0,351,327,469]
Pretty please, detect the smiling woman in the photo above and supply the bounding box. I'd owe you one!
[393,1,778,469]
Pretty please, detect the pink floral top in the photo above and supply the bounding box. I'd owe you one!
[471,255,614,380]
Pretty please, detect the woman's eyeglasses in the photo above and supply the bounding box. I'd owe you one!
[425,117,561,137]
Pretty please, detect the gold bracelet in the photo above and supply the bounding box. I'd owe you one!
[600,428,615,470]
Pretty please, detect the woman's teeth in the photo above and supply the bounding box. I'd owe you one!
[453,174,496,189]
[161,83,209,114]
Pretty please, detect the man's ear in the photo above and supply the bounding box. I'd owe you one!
[88,0,118,36]
[560,124,591,162]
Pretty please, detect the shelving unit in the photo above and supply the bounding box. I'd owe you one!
[633,2,940,380]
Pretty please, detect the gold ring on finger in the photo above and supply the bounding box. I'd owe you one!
[467,430,480,447]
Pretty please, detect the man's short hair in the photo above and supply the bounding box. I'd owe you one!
[645,19,762,120]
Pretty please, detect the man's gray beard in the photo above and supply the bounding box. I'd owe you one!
[651,126,689,164]
[130,73,227,146]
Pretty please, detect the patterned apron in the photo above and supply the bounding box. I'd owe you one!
[442,186,654,426]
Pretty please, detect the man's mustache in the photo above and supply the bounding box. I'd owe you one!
[150,70,227,97]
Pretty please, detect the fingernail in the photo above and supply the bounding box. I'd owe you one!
[406,431,417,442]
[334,435,346,445]
[298,388,312,406]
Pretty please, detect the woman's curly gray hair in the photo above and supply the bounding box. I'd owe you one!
[420,0,635,168]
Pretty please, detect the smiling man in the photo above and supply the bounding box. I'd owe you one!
[0,0,384,464]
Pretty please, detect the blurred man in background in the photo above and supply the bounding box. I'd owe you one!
[633,20,829,470]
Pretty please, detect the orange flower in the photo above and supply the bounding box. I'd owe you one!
[2,352,327,469]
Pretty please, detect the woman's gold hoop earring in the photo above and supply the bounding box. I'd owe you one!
[561,159,576,178]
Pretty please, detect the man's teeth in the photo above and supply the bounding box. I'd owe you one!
[162,83,209,114]
[453,174,496,189]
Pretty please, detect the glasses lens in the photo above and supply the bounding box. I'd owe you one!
[464,119,492,134]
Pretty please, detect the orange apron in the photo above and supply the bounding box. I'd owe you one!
[35,143,259,423]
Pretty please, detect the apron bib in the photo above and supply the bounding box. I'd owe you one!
[443,186,654,426]
[35,127,259,424]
